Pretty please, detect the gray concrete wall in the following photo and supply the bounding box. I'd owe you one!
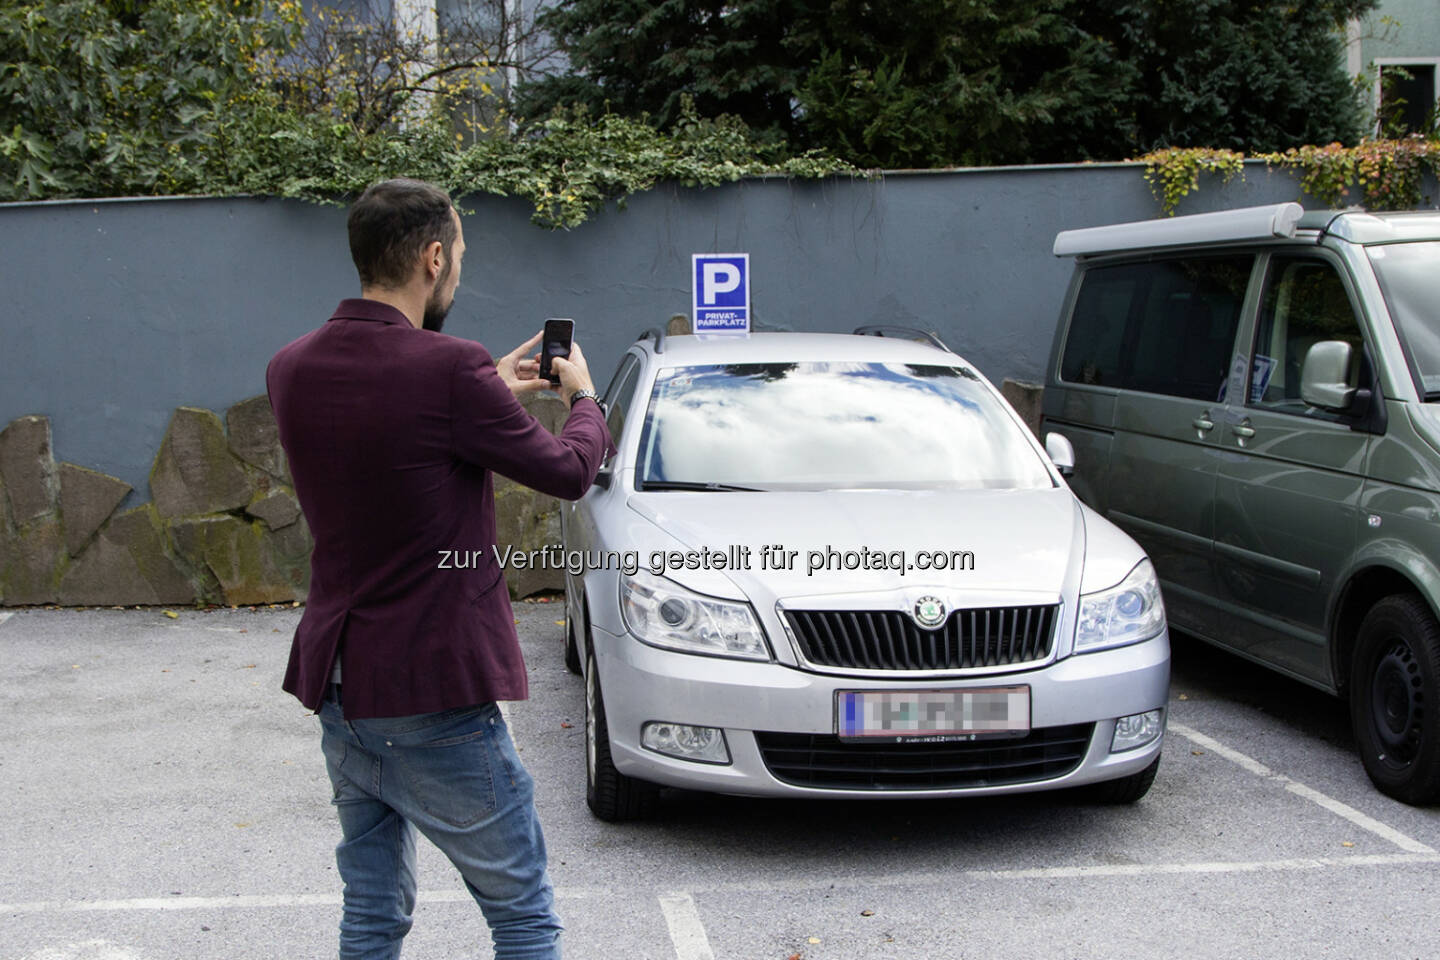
[0,162,1343,506]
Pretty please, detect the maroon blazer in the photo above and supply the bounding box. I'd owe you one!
[267,299,612,718]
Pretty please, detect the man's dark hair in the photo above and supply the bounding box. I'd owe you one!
[347,179,458,289]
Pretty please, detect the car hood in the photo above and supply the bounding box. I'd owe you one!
[624,486,1086,610]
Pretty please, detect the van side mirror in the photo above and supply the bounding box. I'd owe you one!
[1300,341,1357,412]
[1045,432,1076,477]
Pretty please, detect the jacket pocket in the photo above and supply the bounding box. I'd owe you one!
[468,563,505,605]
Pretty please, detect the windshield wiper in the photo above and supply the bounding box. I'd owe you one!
[639,480,765,492]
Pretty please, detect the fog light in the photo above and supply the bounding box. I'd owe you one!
[1111,709,1163,753]
[641,722,731,764]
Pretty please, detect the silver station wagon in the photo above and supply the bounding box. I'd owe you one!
[561,328,1169,820]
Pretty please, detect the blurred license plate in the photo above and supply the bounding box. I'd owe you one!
[836,687,1030,743]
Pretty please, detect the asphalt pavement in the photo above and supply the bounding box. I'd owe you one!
[3,604,1439,960]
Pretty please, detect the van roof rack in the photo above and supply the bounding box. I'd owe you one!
[852,325,951,352]
[1052,202,1305,258]
[636,327,666,354]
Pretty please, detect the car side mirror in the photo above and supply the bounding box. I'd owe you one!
[1300,341,1357,412]
[1045,432,1075,477]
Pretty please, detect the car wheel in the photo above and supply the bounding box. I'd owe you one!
[1078,755,1160,804]
[1350,594,1440,804]
[585,649,660,821]
[564,617,582,676]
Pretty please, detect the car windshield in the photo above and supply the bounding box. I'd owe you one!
[634,361,1055,491]
[1368,242,1440,398]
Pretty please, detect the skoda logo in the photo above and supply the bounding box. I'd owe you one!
[913,596,947,629]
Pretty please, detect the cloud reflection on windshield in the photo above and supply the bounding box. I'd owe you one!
[638,362,1053,490]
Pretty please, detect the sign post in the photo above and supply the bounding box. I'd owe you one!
[692,253,750,335]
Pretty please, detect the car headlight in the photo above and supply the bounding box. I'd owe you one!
[620,570,771,661]
[1076,559,1165,653]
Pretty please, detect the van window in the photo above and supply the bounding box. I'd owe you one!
[1368,241,1440,398]
[1248,257,1363,420]
[1061,256,1252,401]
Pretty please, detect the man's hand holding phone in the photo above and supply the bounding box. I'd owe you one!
[497,324,594,406]
[549,342,594,407]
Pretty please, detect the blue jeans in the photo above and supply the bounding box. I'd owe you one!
[317,686,562,960]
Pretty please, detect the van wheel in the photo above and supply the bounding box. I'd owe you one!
[1350,595,1440,804]
[1079,755,1159,804]
[585,649,660,821]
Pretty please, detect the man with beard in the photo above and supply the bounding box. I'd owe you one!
[266,178,609,960]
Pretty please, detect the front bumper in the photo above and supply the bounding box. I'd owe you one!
[591,625,1170,799]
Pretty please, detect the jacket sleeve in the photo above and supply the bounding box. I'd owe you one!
[449,341,615,500]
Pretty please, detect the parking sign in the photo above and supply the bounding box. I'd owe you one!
[692,253,750,335]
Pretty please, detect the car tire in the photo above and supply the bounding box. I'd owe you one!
[564,617,582,676]
[585,649,660,821]
[1078,755,1160,804]
[1350,594,1440,805]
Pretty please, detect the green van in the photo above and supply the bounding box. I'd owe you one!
[1040,203,1440,803]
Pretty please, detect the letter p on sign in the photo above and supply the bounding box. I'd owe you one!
[701,262,741,304]
[692,253,750,335]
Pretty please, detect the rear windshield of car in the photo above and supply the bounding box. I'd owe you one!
[1368,242,1440,398]
[634,362,1055,491]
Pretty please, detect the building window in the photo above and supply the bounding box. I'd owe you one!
[1375,59,1440,136]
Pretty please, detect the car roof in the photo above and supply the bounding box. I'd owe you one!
[1298,209,1440,245]
[636,331,969,367]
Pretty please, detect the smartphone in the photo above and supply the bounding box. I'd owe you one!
[539,318,574,385]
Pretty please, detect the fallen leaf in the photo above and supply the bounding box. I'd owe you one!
[161,669,170,673]
[861,909,875,917]
[808,938,821,944]
[787,954,801,960]
[554,620,566,626]
[243,664,257,669]
[234,822,250,828]
[292,601,300,607]
[238,629,248,633]
[560,722,573,729]
[1342,841,1355,847]
[71,664,80,669]
[1192,749,1204,756]
[163,610,179,619]
[1178,693,1189,700]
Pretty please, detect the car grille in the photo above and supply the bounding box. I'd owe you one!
[754,723,1093,790]
[783,605,1058,671]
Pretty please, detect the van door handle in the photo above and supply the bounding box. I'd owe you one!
[1192,414,1215,433]
[1233,422,1256,439]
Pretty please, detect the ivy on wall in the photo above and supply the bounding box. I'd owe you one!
[0,0,855,229]
[1139,138,1440,215]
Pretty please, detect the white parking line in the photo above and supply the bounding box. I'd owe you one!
[5,853,1440,916]
[1168,721,1436,854]
[0,612,14,628]
[19,940,144,960]
[659,892,717,960]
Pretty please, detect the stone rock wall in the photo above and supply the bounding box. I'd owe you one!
[0,392,573,607]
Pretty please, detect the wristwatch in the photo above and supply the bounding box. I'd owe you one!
[569,388,599,409]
